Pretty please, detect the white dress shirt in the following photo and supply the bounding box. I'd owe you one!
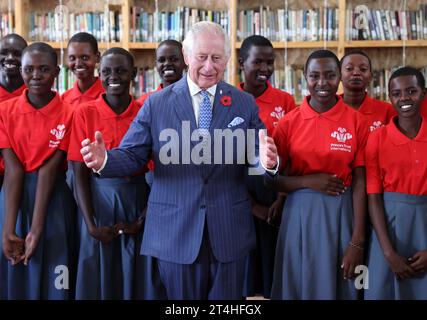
[186,75,216,125]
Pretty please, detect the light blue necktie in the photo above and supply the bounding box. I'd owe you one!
[198,90,212,130]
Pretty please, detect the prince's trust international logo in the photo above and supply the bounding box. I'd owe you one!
[49,124,66,148]
[370,120,383,132]
[270,106,285,126]
[330,127,353,153]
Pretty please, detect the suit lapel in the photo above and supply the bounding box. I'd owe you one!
[206,81,233,178]
[210,81,232,135]
[172,77,198,146]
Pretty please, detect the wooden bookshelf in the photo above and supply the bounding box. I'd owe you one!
[4,0,427,90]
[236,41,340,49]
[345,40,427,48]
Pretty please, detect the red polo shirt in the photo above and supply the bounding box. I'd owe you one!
[421,96,427,118]
[239,81,296,136]
[273,96,369,186]
[136,84,163,107]
[61,78,104,108]
[68,94,142,164]
[0,90,73,172]
[0,84,26,103]
[366,116,427,195]
[341,93,396,132]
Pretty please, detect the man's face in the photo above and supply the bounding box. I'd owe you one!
[184,33,229,89]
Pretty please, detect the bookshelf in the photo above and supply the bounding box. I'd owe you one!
[3,0,427,99]
[0,0,15,37]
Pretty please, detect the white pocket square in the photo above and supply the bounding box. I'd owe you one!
[227,117,245,128]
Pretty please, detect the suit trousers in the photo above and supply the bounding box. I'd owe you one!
[157,223,246,300]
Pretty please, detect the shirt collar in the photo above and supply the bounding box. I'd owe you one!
[97,94,139,120]
[387,115,427,145]
[187,74,217,97]
[0,84,26,100]
[17,89,62,117]
[238,81,273,103]
[69,78,104,101]
[357,93,375,115]
[300,95,346,122]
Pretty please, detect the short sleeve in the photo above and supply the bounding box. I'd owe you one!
[365,129,383,194]
[0,103,11,149]
[67,107,86,161]
[353,113,369,168]
[57,106,74,154]
[273,117,289,173]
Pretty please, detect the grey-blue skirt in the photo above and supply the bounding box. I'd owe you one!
[75,175,165,300]
[243,173,278,298]
[271,188,358,300]
[365,192,427,300]
[0,172,75,300]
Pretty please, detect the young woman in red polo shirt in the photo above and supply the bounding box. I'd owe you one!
[137,40,186,188]
[365,67,427,299]
[137,39,186,107]
[62,33,105,192]
[61,32,104,108]
[0,43,75,299]
[68,48,165,300]
[270,49,368,300]
[340,50,395,132]
[0,34,27,190]
[238,35,296,299]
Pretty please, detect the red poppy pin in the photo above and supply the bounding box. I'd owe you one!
[220,95,232,106]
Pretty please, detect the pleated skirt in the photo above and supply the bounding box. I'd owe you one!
[75,175,166,300]
[365,192,427,300]
[271,188,358,300]
[0,172,75,300]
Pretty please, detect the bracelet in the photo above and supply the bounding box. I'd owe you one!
[349,241,364,251]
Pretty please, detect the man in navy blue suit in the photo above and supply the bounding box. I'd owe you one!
[80,21,279,300]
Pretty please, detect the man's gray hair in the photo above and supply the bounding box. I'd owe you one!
[182,21,231,59]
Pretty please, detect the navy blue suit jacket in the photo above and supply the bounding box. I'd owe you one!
[101,77,265,263]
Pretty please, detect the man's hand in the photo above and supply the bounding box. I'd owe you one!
[259,129,278,170]
[81,131,106,171]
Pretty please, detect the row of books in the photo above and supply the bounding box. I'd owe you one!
[132,68,162,98]
[0,12,14,38]
[53,66,77,94]
[346,5,427,41]
[130,7,230,42]
[237,7,339,42]
[369,67,427,101]
[28,11,122,43]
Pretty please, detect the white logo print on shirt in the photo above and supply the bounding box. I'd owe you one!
[330,127,353,153]
[49,124,66,148]
[331,127,353,143]
[369,120,382,132]
[270,106,285,126]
